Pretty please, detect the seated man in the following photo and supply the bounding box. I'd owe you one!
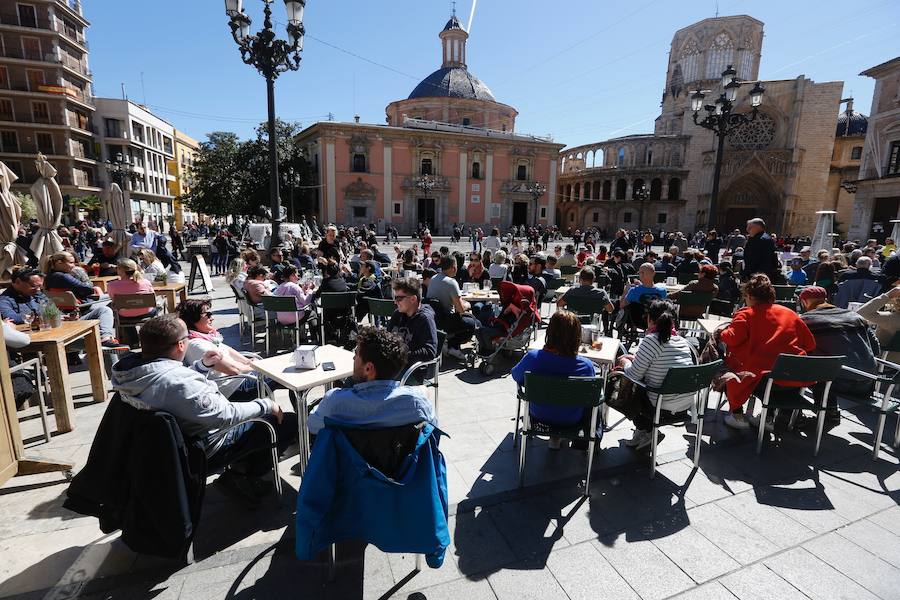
[308,327,435,434]
[111,314,298,501]
[0,267,47,323]
[620,262,667,327]
[834,256,882,308]
[354,259,383,321]
[425,256,478,361]
[799,286,880,426]
[86,240,120,276]
[387,277,438,374]
[557,267,614,313]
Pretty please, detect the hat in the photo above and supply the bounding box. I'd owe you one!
[798,286,827,302]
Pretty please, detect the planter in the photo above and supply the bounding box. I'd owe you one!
[48,315,62,328]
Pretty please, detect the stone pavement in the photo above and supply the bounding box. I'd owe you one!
[2,245,900,599]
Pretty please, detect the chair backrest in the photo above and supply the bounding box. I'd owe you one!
[565,295,609,318]
[47,290,78,310]
[367,297,397,318]
[774,285,798,301]
[769,354,844,382]
[653,272,667,283]
[677,273,695,285]
[546,277,567,291]
[319,291,357,310]
[261,295,301,313]
[674,291,714,308]
[111,293,157,310]
[435,329,447,355]
[491,277,503,291]
[523,373,604,407]
[560,266,580,276]
[595,274,611,289]
[774,300,797,312]
[708,298,735,318]
[654,360,723,395]
[341,422,424,478]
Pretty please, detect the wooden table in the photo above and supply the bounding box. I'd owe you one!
[461,291,501,303]
[90,276,118,293]
[697,317,732,336]
[18,320,107,433]
[252,345,355,474]
[152,282,187,313]
[666,284,686,294]
[529,335,620,371]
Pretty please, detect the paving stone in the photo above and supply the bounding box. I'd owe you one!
[685,503,779,565]
[592,537,695,600]
[720,562,809,600]
[866,505,900,537]
[655,459,743,506]
[407,576,497,600]
[715,490,817,549]
[389,551,462,593]
[804,531,900,600]
[837,519,900,565]
[651,523,741,583]
[486,558,569,600]
[485,498,569,561]
[672,581,738,599]
[753,481,849,535]
[545,542,640,600]
[763,547,880,600]
[450,510,517,578]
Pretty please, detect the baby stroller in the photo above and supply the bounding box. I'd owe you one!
[471,281,541,376]
[614,292,655,350]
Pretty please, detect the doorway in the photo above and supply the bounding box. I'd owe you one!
[417,197,436,233]
[512,202,528,228]
[870,197,900,243]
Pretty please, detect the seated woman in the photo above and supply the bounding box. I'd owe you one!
[106,258,157,319]
[460,252,491,288]
[669,264,719,320]
[274,265,315,329]
[177,299,275,401]
[225,257,246,294]
[615,299,695,449]
[242,265,271,318]
[400,248,421,272]
[715,274,816,430]
[857,283,899,363]
[44,251,119,346]
[511,310,597,450]
[137,249,166,280]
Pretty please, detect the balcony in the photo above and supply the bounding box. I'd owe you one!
[54,21,88,49]
[0,12,52,31]
[0,47,91,78]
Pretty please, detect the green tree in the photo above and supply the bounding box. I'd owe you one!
[14,192,36,221]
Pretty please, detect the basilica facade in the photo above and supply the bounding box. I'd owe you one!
[296,15,563,234]
[557,15,846,237]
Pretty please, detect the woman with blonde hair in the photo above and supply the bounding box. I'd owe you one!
[44,250,120,346]
[107,258,157,318]
[488,250,508,280]
[857,283,900,362]
[226,257,247,292]
[137,248,166,280]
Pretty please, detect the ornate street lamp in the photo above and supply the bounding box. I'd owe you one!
[416,174,436,197]
[689,66,765,229]
[282,165,301,222]
[225,0,305,249]
[633,184,650,231]
[525,181,546,224]
[104,153,135,188]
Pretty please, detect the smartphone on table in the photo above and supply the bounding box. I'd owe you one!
[322,361,335,371]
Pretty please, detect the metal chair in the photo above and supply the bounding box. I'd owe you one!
[610,360,722,478]
[677,272,696,285]
[653,272,668,284]
[490,277,503,291]
[46,290,79,311]
[838,359,900,460]
[228,282,246,336]
[110,293,159,342]
[11,353,52,443]
[366,297,396,326]
[260,295,309,355]
[399,330,447,417]
[673,291,714,336]
[754,354,845,456]
[565,294,611,325]
[235,287,267,349]
[560,265,580,277]
[318,291,357,346]
[517,373,605,495]
[773,285,799,302]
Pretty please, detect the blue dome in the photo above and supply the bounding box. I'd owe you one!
[836,109,868,137]
[408,67,496,102]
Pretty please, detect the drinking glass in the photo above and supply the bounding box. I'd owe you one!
[22,312,34,328]
[591,329,603,350]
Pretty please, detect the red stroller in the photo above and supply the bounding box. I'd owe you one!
[471,281,541,375]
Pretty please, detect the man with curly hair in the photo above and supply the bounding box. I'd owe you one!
[307,327,435,434]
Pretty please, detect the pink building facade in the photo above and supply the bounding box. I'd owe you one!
[295,14,564,234]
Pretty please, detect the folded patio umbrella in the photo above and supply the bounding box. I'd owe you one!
[0,160,25,276]
[29,153,64,268]
[104,182,130,255]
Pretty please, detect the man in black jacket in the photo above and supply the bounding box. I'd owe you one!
[742,218,777,280]
[387,277,438,374]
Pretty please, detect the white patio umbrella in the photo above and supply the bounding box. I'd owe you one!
[0,161,25,277]
[29,153,64,268]
[104,182,130,255]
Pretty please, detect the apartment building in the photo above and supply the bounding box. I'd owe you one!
[0,0,100,199]
[169,128,199,227]
[95,98,176,226]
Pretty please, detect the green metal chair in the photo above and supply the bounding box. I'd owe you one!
[235,287,267,350]
[754,354,845,456]
[653,272,668,283]
[880,330,900,362]
[773,285,799,301]
[565,294,612,325]
[595,274,611,289]
[260,295,309,355]
[560,265,580,277]
[673,291,714,336]
[611,360,722,478]
[517,373,605,495]
[399,330,447,417]
[677,272,696,285]
[366,297,397,325]
[839,358,900,460]
[318,291,358,346]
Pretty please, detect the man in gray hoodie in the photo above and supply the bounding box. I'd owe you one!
[111,314,297,501]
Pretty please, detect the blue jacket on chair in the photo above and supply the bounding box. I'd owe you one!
[295,420,450,568]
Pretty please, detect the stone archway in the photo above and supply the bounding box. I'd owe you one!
[717,173,781,233]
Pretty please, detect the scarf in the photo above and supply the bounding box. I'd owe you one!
[468,263,484,279]
[188,329,219,342]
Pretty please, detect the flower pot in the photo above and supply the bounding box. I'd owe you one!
[48,314,62,328]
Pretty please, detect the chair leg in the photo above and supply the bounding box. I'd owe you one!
[650,423,659,479]
[414,554,423,571]
[517,418,528,488]
[894,414,900,448]
[873,412,887,460]
[327,544,336,582]
[514,396,522,449]
[34,357,51,443]
[584,408,598,496]
[694,412,705,468]
[756,405,769,455]
[433,380,440,420]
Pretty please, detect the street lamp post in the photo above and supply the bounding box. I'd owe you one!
[525,181,546,225]
[104,153,136,222]
[633,184,650,231]
[689,65,765,230]
[224,0,305,249]
[282,166,300,222]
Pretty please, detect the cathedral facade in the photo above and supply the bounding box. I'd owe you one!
[557,15,845,237]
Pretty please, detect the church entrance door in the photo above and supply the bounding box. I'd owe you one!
[512,202,528,228]
[870,197,900,243]
[418,198,436,234]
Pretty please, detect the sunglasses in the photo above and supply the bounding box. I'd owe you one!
[393,295,411,302]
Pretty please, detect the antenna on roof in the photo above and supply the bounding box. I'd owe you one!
[715,0,719,17]
[452,1,456,16]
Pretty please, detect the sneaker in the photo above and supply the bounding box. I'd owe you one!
[636,430,665,450]
[724,413,750,430]
[625,429,646,448]
[445,347,467,361]
[101,337,124,349]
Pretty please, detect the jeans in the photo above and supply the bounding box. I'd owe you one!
[229,376,286,402]
[207,413,299,477]
[436,312,478,350]
[81,304,115,339]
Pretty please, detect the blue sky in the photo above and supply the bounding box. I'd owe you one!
[86,0,898,149]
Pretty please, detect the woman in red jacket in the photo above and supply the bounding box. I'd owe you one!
[715,274,816,430]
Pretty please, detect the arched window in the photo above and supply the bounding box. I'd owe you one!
[420,158,432,175]
[680,38,701,83]
[617,147,625,167]
[352,153,366,173]
[650,178,662,201]
[615,179,627,200]
[472,161,481,179]
[668,178,681,201]
[631,178,645,199]
[602,180,611,200]
[517,164,527,181]
[705,32,734,79]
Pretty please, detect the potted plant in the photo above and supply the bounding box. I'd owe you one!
[42,302,62,329]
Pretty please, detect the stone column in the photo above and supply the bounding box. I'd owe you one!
[325,141,336,223]
[383,143,392,223]
[458,150,467,224]
[548,159,558,226]
[485,152,494,224]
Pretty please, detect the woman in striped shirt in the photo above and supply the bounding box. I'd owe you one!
[617,299,695,449]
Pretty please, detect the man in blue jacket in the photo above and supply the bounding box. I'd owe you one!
[308,327,435,435]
